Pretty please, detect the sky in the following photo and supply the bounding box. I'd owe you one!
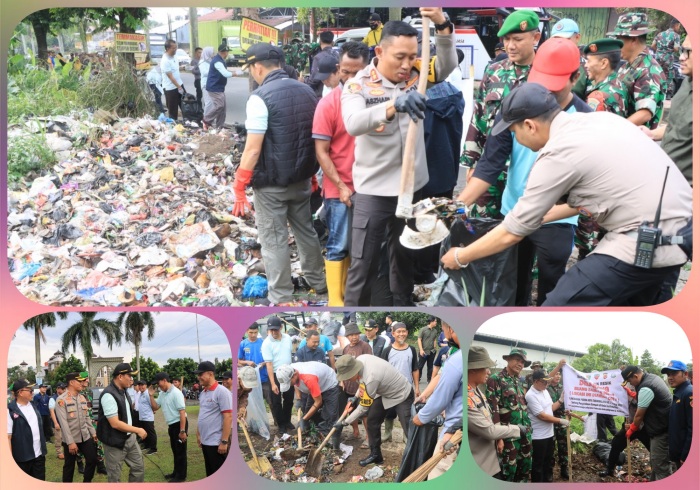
[8,312,231,369]
[148,7,217,27]
[478,312,693,366]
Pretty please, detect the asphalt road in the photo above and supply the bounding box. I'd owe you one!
[180,71,249,125]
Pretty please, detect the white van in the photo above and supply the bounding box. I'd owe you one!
[334,27,370,48]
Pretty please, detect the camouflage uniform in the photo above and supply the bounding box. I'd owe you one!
[585,72,629,117]
[77,380,106,473]
[653,28,680,97]
[462,60,531,217]
[486,367,533,482]
[547,382,569,473]
[282,42,312,74]
[617,48,667,129]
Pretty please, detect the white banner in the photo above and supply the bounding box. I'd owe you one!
[562,364,629,416]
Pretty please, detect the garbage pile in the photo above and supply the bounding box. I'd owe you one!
[7,112,328,306]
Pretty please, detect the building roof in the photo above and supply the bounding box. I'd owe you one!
[198,9,235,22]
[148,19,190,35]
[473,333,587,358]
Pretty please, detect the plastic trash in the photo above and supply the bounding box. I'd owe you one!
[365,467,384,480]
[242,276,268,299]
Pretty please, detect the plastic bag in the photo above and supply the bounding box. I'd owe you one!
[394,404,440,482]
[592,441,626,466]
[436,217,518,306]
[245,368,270,440]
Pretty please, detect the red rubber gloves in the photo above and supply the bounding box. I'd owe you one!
[232,168,253,217]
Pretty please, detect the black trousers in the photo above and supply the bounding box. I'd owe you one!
[164,88,181,120]
[516,223,574,306]
[17,454,45,480]
[302,385,340,434]
[194,78,203,104]
[417,351,436,382]
[543,254,682,306]
[607,426,651,473]
[270,373,294,427]
[133,410,140,428]
[366,392,414,453]
[345,193,417,306]
[41,414,54,440]
[140,420,157,451]
[168,420,188,480]
[201,445,227,476]
[596,414,617,441]
[63,439,97,482]
[531,436,555,483]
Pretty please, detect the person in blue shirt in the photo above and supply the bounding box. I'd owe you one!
[662,360,692,468]
[297,318,336,370]
[238,323,272,410]
[33,384,54,441]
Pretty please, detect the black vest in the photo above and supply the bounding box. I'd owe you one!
[97,382,133,449]
[637,372,672,437]
[251,69,319,188]
[206,54,228,92]
[8,401,47,463]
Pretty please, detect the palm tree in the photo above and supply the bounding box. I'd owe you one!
[23,313,68,374]
[115,312,156,376]
[61,313,122,376]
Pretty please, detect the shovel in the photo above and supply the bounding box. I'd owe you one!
[280,408,309,461]
[305,401,352,478]
[239,418,273,475]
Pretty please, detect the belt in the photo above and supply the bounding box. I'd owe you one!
[624,231,686,246]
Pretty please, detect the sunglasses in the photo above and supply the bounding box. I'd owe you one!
[679,47,692,57]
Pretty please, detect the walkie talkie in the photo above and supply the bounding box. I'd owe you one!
[634,166,670,269]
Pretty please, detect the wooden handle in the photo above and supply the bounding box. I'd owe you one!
[566,423,572,482]
[239,419,262,474]
[297,408,303,447]
[315,401,353,452]
[396,15,432,219]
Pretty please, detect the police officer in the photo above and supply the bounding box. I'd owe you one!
[341,8,457,306]
[463,9,540,217]
[49,382,66,460]
[78,372,107,474]
[55,372,98,482]
[467,347,525,479]
[608,12,667,128]
[33,384,53,441]
[651,19,681,98]
[442,82,692,306]
[485,347,532,482]
[584,38,629,116]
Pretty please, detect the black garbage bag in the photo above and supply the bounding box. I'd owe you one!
[436,217,517,306]
[592,441,627,466]
[181,93,203,125]
[42,224,84,246]
[394,403,442,482]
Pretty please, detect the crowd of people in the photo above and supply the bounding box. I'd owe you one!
[466,347,693,482]
[8,362,233,482]
[237,313,462,480]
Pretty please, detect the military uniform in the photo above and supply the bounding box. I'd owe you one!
[283,41,312,73]
[585,72,628,117]
[55,386,98,482]
[653,27,681,97]
[546,382,569,475]
[486,368,532,482]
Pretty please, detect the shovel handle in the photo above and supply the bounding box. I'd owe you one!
[297,408,303,447]
[315,402,353,452]
[239,419,263,474]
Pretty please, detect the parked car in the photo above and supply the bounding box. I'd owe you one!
[175,49,191,69]
[89,387,104,420]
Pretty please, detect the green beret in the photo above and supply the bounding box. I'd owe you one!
[498,10,540,37]
[584,38,624,55]
[607,12,649,37]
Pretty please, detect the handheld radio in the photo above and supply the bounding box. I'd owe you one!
[633,166,670,269]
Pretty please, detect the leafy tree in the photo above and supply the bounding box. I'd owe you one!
[129,356,160,386]
[49,355,85,389]
[215,358,233,377]
[640,349,662,376]
[61,313,122,376]
[116,312,156,377]
[22,312,68,373]
[7,365,37,386]
[571,339,635,372]
[25,10,53,63]
[356,312,437,336]
[162,357,199,385]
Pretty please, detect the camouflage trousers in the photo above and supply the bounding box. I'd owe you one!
[78,420,105,465]
[574,215,601,260]
[656,56,675,96]
[467,171,507,219]
[551,425,569,470]
[500,434,533,482]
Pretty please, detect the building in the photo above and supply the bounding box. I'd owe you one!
[472,333,586,372]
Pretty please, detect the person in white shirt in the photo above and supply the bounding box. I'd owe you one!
[146,63,165,114]
[199,47,215,114]
[525,370,570,482]
[160,39,185,119]
[8,379,47,479]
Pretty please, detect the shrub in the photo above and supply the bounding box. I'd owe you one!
[7,133,57,184]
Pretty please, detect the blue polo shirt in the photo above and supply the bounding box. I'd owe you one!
[238,337,269,383]
[156,384,186,425]
[298,334,333,353]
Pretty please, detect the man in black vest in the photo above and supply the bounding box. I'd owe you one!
[232,43,326,305]
[360,319,388,357]
[8,379,47,479]
[203,43,233,129]
[96,363,147,482]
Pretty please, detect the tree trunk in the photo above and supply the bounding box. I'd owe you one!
[135,340,141,377]
[31,20,49,63]
[119,10,136,65]
[389,8,402,22]
[79,20,88,53]
[189,7,199,53]
[35,329,42,374]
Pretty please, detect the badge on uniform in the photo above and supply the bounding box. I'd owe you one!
[370,68,380,82]
[366,81,382,88]
[520,21,528,31]
[359,382,374,407]
[589,44,598,53]
[347,83,362,94]
[369,89,384,96]
[58,399,65,406]
[12,413,19,419]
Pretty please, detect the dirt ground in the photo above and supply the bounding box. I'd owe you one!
[551,441,652,483]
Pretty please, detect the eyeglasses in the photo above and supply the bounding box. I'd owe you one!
[679,47,692,57]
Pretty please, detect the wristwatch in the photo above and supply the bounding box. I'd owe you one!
[179,430,187,434]
[434,19,454,34]
[220,439,229,444]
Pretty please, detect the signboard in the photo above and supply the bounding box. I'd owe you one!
[562,365,629,416]
[115,32,148,53]
[240,17,279,50]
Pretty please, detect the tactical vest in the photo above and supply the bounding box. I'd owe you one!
[637,372,672,437]
[250,69,319,188]
[205,54,228,92]
[8,401,46,463]
[96,382,132,449]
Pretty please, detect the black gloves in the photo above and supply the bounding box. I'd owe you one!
[394,90,427,122]
[348,396,360,409]
[297,418,309,432]
[518,424,530,439]
[333,420,347,432]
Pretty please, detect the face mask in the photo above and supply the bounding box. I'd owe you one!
[370,22,379,30]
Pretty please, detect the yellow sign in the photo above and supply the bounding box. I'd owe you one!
[115,33,147,53]
[240,17,279,50]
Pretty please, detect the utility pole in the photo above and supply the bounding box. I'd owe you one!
[196,314,201,363]
[189,7,199,53]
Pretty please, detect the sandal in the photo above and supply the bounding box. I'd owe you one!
[360,440,369,449]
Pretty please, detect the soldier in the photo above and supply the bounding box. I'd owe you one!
[525,361,544,391]
[485,347,533,482]
[584,38,629,117]
[283,33,311,73]
[55,372,98,482]
[608,12,667,129]
[462,9,540,218]
[49,383,66,460]
[78,372,107,475]
[651,19,681,98]
[550,18,588,100]
[547,371,569,480]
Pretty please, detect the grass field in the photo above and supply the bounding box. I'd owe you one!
[44,405,214,482]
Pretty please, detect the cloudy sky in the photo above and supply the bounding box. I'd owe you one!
[478,312,693,366]
[9,312,231,369]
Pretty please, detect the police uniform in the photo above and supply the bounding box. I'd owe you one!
[341,23,457,306]
[55,373,98,482]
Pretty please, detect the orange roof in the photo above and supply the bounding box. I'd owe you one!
[198,9,235,22]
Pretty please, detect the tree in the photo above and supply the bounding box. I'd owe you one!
[356,312,437,336]
[8,366,38,385]
[61,313,122,376]
[25,10,53,62]
[162,357,199,385]
[49,355,85,389]
[215,358,233,377]
[640,349,662,376]
[22,312,68,374]
[116,312,156,377]
[571,339,635,372]
[129,356,160,386]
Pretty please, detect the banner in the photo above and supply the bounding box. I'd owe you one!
[562,364,629,416]
[115,33,147,53]
[240,17,279,50]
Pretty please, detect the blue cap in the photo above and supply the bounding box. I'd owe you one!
[661,360,688,374]
[551,19,580,38]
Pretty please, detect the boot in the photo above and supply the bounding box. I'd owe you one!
[381,419,393,443]
[330,430,342,450]
[598,468,614,478]
[77,460,85,474]
[97,461,108,475]
[359,447,384,467]
[324,260,344,306]
[340,256,350,299]
[561,467,570,480]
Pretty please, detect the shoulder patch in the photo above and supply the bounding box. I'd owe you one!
[370,68,380,82]
[347,83,362,94]
[58,399,65,406]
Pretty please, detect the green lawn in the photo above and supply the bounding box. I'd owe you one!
[44,405,211,482]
